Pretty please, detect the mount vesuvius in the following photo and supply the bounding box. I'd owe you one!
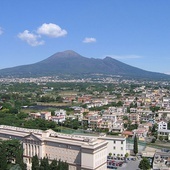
[0,50,169,80]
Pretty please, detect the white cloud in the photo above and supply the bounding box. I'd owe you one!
[0,27,3,35]
[108,55,142,59]
[18,30,44,46]
[37,23,67,38]
[83,37,96,43]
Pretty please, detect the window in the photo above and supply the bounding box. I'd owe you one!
[121,147,123,150]
[113,147,116,150]
[113,140,116,144]
[121,141,123,144]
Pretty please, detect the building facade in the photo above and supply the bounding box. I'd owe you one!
[0,125,107,170]
[158,120,168,130]
[99,136,126,157]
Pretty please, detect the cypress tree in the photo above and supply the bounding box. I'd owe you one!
[57,159,61,170]
[133,134,138,155]
[40,157,49,170]
[0,141,7,170]
[64,161,69,170]
[32,154,39,170]
[50,159,58,170]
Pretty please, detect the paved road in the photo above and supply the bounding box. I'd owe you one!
[117,160,140,170]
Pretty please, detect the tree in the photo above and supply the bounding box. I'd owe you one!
[127,107,130,113]
[127,123,138,131]
[151,124,157,133]
[151,138,156,143]
[138,157,151,170]
[50,159,58,170]
[32,154,39,170]
[150,106,160,112]
[125,153,129,158]
[15,146,27,170]
[123,116,128,120]
[116,101,123,107]
[40,157,50,170]
[168,121,170,130]
[0,139,26,169]
[133,135,138,155]
[63,161,69,170]
[109,153,112,157]
[10,164,22,170]
[0,141,7,170]
[159,136,163,141]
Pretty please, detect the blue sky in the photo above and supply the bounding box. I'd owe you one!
[0,0,170,74]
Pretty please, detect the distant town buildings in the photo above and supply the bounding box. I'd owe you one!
[50,109,66,123]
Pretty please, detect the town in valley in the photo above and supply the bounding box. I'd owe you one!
[0,76,170,170]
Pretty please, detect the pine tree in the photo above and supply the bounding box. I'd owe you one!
[133,134,138,155]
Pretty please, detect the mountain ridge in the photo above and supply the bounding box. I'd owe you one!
[0,50,169,80]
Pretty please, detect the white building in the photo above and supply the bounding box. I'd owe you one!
[55,109,66,117]
[99,136,126,157]
[0,125,107,170]
[76,134,127,157]
[158,129,170,141]
[51,109,66,123]
[158,110,170,119]
[158,121,168,130]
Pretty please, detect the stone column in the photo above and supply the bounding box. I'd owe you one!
[37,145,39,158]
[29,144,31,157]
[25,143,28,156]
[23,143,26,155]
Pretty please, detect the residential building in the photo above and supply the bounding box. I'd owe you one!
[158,110,170,120]
[29,112,51,120]
[129,113,140,123]
[158,129,170,140]
[40,112,51,120]
[133,128,148,141]
[99,136,126,157]
[158,120,168,130]
[87,113,102,130]
[153,151,170,170]
[50,109,66,123]
[122,131,133,138]
[111,120,124,133]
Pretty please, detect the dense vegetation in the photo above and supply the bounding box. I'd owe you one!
[0,139,69,170]
[0,139,26,170]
